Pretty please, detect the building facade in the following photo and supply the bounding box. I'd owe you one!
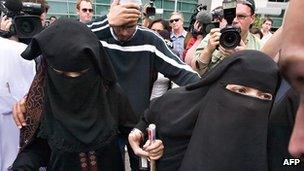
[47,0,199,27]
[198,0,289,29]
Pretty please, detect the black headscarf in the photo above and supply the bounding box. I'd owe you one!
[21,19,119,152]
[137,50,280,171]
[180,50,280,171]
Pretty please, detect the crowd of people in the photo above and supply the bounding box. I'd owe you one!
[1,0,304,170]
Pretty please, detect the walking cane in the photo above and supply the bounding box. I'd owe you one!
[147,124,156,171]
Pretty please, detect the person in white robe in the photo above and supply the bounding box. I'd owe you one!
[0,37,35,171]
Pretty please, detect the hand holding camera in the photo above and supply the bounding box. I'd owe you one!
[144,0,155,18]
[206,28,221,52]
[0,0,43,41]
[0,15,12,31]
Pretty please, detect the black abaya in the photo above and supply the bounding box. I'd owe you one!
[136,50,280,171]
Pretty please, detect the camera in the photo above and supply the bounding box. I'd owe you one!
[196,8,222,36]
[145,0,155,18]
[220,0,241,49]
[0,0,43,41]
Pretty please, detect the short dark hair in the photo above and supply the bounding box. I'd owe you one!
[50,16,57,20]
[148,18,171,32]
[263,17,273,25]
[250,27,263,39]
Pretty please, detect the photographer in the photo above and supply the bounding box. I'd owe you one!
[191,0,261,76]
[141,0,156,27]
[184,6,223,67]
[0,0,49,42]
[0,0,48,170]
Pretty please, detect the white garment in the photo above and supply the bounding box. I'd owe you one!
[0,37,35,171]
[150,73,170,100]
[261,32,272,44]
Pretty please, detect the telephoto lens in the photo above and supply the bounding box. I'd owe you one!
[220,26,241,49]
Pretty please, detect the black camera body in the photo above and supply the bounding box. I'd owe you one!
[220,0,241,49]
[0,0,43,40]
[195,7,222,36]
[201,21,219,36]
[145,0,155,17]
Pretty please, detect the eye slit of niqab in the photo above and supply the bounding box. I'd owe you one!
[225,84,273,101]
[51,66,90,78]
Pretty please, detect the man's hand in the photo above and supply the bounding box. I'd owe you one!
[12,97,27,129]
[206,28,221,53]
[0,15,12,32]
[219,39,246,57]
[107,0,141,27]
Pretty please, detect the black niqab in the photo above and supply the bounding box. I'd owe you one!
[21,19,118,152]
[180,50,280,170]
[137,50,280,171]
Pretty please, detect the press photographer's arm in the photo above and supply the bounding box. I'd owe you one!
[192,0,261,76]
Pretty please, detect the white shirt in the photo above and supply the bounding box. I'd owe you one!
[0,37,35,171]
[150,73,170,100]
[261,31,272,44]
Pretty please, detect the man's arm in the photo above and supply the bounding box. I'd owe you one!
[261,27,283,62]
[87,0,141,39]
[192,28,221,76]
[152,36,200,86]
[278,0,304,158]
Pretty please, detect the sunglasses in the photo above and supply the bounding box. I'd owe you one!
[81,8,93,13]
[169,18,180,23]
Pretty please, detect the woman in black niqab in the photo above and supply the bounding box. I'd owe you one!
[135,50,280,171]
[15,19,137,170]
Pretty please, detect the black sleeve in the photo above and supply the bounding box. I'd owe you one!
[152,36,200,86]
[107,83,138,138]
[135,97,160,133]
[12,137,50,171]
[87,16,112,40]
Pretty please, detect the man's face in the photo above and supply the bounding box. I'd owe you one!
[232,4,254,35]
[169,14,183,31]
[262,20,272,32]
[77,1,93,23]
[113,25,136,42]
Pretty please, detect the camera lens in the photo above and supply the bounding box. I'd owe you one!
[220,27,241,49]
[13,15,42,39]
[19,20,35,34]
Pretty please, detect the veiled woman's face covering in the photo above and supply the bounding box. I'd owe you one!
[179,50,281,171]
[20,18,118,151]
[225,84,273,100]
[51,67,90,78]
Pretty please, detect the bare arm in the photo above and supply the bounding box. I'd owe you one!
[184,35,203,68]
[261,27,283,62]
[278,0,304,157]
[190,28,221,76]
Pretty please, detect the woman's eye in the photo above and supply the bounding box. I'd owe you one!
[259,93,273,100]
[236,88,246,94]
[51,67,89,77]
